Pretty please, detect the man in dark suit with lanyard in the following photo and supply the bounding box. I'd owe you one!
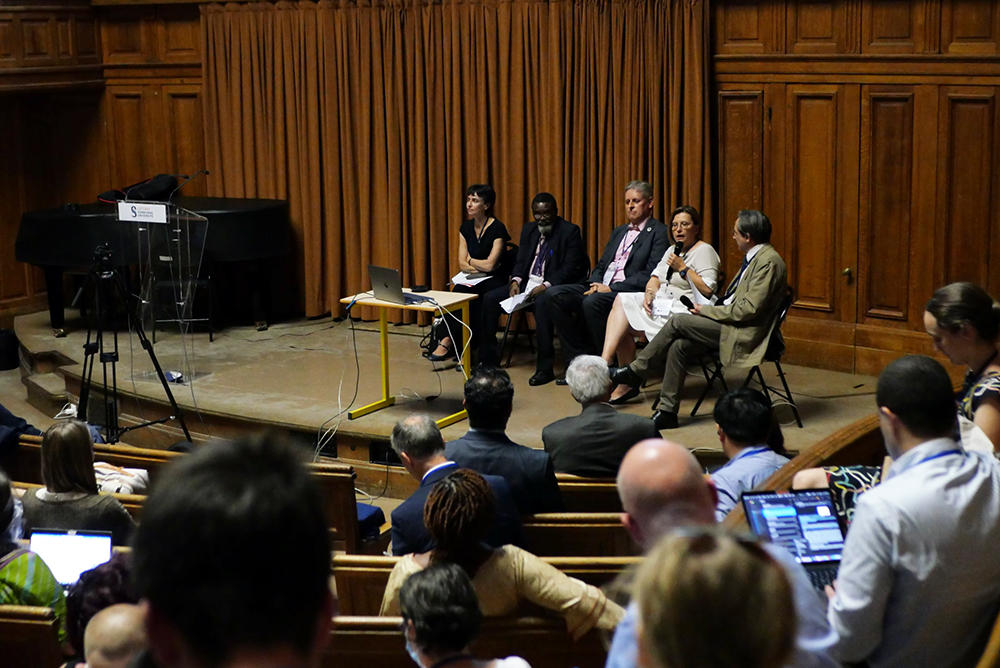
[529,181,669,386]
[478,192,588,367]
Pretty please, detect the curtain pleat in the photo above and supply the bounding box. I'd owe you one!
[202,0,710,320]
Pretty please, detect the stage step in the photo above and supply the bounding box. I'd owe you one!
[23,371,68,418]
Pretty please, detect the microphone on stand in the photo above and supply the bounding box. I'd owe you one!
[665,241,684,280]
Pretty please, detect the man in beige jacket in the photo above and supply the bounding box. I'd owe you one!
[610,210,787,430]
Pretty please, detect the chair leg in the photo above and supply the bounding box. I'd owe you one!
[207,276,215,343]
[691,361,726,417]
[498,313,515,366]
[774,360,803,428]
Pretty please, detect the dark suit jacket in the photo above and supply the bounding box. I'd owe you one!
[390,462,526,556]
[542,403,659,477]
[587,218,670,292]
[511,217,588,287]
[445,430,565,515]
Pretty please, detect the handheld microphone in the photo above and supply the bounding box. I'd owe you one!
[665,241,684,280]
[679,295,695,310]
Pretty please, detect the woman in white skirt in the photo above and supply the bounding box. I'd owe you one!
[601,205,721,403]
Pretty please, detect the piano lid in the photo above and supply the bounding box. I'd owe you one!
[16,196,291,267]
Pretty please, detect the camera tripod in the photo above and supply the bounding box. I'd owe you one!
[77,245,192,444]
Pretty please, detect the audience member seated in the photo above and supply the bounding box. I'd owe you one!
[82,604,146,668]
[446,366,564,514]
[478,193,588,367]
[398,562,531,668]
[380,469,624,639]
[0,466,68,644]
[601,205,720,403]
[530,181,669,386]
[925,281,1000,450]
[826,355,1000,667]
[710,388,790,521]
[389,414,525,556]
[21,421,134,545]
[426,184,511,362]
[633,531,795,668]
[610,210,788,430]
[65,554,137,665]
[0,400,102,455]
[542,355,657,476]
[605,439,836,668]
[130,434,335,668]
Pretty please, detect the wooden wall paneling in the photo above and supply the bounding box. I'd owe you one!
[714,0,783,54]
[0,102,32,306]
[861,0,933,53]
[783,84,859,324]
[155,6,200,64]
[20,14,55,66]
[76,16,99,64]
[858,85,914,324]
[717,84,766,282]
[161,84,207,195]
[941,0,1000,54]
[0,14,16,65]
[786,0,860,53]
[934,86,997,288]
[101,7,155,65]
[106,85,161,187]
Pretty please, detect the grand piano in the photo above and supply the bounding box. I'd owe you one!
[16,196,291,333]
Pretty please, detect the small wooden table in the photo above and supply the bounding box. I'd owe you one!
[339,290,476,428]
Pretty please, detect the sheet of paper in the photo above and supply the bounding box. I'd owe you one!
[651,296,690,318]
[500,292,532,314]
[451,271,491,287]
[687,276,718,305]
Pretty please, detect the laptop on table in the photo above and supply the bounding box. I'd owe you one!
[742,489,846,591]
[368,265,432,306]
[28,529,113,588]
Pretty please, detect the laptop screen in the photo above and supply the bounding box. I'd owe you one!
[742,490,845,564]
[28,529,113,586]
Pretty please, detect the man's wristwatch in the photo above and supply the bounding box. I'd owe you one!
[679,268,688,279]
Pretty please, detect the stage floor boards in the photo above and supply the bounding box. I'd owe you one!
[10,309,878,461]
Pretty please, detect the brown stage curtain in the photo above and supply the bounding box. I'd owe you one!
[202,0,710,320]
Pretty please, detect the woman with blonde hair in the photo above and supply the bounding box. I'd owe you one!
[21,421,134,545]
[634,531,795,668]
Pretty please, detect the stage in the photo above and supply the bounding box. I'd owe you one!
[10,308,878,495]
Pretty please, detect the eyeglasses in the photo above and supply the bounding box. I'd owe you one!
[671,221,695,229]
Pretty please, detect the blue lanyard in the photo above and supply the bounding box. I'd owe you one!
[726,447,771,467]
[914,449,964,467]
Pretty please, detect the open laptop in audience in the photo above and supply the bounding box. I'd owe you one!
[368,265,432,306]
[742,489,846,591]
[28,528,113,588]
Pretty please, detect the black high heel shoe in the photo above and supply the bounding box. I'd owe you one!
[427,344,457,362]
[608,386,640,405]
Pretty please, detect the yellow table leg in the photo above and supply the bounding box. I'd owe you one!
[436,301,471,429]
[349,307,396,419]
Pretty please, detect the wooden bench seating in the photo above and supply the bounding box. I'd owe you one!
[2,436,385,554]
[11,480,145,520]
[0,605,64,667]
[522,512,636,557]
[554,473,621,512]
[333,554,639,616]
[722,413,885,530]
[325,616,607,668]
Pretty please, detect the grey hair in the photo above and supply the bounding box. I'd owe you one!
[566,355,611,404]
[736,210,772,244]
[625,180,653,200]
[390,414,445,461]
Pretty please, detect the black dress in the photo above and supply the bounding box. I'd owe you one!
[434,218,510,352]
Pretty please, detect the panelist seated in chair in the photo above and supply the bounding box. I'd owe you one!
[610,210,787,431]
[542,356,657,477]
[710,388,790,521]
[530,181,669,387]
[600,205,720,404]
[478,193,587,367]
[388,414,525,557]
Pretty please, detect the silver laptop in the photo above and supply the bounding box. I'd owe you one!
[29,528,113,587]
[368,265,431,305]
[742,489,846,591]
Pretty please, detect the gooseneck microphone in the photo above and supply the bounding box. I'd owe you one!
[665,241,684,280]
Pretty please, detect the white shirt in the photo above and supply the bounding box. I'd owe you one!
[721,243,764,306]
[828,437,1000,668]
[421,460,456,481]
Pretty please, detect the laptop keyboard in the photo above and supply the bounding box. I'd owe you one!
[808,566,838,591]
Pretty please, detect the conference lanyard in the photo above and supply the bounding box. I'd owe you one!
[913,449,963,467]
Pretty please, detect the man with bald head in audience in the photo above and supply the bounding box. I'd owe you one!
[826,355,1000,668]
[84,604,145,668]
[605,439,837,668]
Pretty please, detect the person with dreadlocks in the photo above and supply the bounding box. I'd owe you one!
[379,469,624,639]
